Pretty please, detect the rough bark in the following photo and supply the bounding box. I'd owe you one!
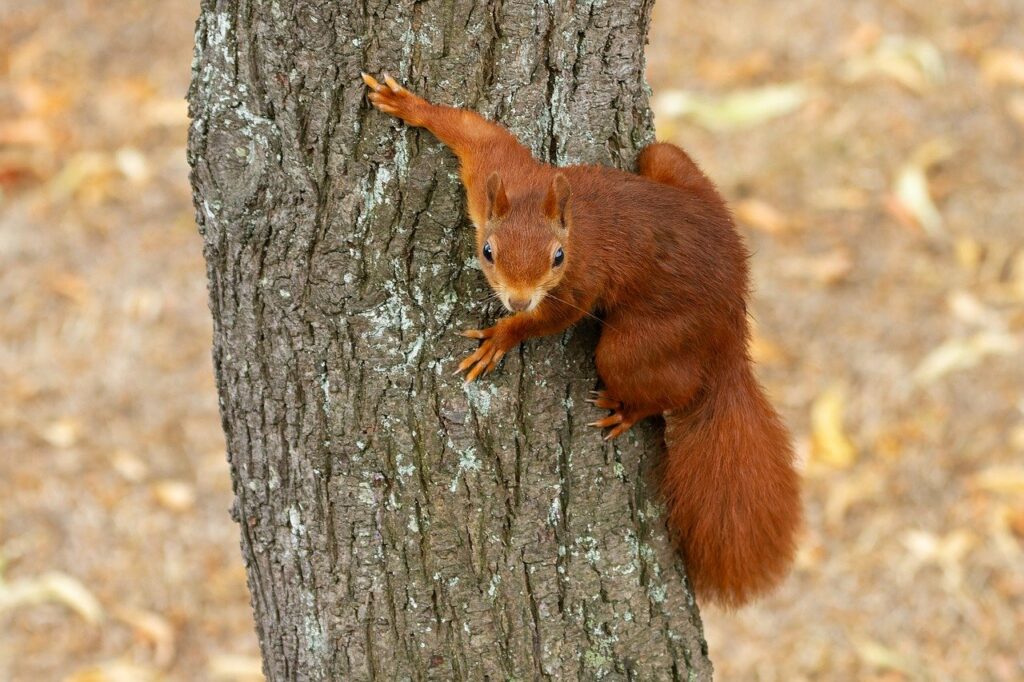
[187,1,712,679]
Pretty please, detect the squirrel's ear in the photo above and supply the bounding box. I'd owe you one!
[485,172,510,220]
[543,173,571,229]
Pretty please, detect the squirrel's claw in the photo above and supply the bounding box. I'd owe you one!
[587,414,623,429]
[363,71,428,126]
[483,348,506,375]
[361,72,384,92]
[454,344,488,375]
[603,422,635,441]
[362,71,428,126]
[455,325,506,382]
[587,391,636,439]
[586,389,623,410]
[462,345,501,382]
[464,355,491,382]
[586,390,622,410]
[383,74,406,94]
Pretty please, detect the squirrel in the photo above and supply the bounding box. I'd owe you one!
[362,72,801,608]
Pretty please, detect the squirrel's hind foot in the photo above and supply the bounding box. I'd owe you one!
[586,390,638,440]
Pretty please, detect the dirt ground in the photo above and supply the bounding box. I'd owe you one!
[2,1,1022,680]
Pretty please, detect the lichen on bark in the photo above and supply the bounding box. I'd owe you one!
[188,0,712,679]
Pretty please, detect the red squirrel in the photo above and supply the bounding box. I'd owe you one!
[363,73,801,607]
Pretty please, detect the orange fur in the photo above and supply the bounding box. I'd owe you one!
[363,73,802,607]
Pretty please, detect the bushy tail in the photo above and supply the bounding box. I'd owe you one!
[662,361,801,608]
[637,142,719,196]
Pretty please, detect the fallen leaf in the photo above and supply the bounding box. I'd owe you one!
[793,435,812,473]
[970,467,1024,494]
[1012,250,1024,300]
[889,139,956,239]
[41,417,82,448]
[854,639,916,674]
[980,48,1024,86]
[208,654,265,681]
[913,332,1020,384]
[1010,425,1024,452]
[809,248,853,285]
[840,22,883,57]
[825,469,882,526]
[115,606,177,667]
[115,147,151,184]
[949,20,1003,58]
[749,332,787,365]
[0,571,103,623]
[793,534,824,570]
[734,198,790,235]
[652,83,810,131]
[111,449,149,482]
[48,272,91,305]
[988,504,1024,559]
[810,186,869,211]
[143,98,190,128]
[0,153,44,191]
[892,167,943,237]
[0,117,53,146]
[152,480,196,512]
[843,35,945,93]
[874,431,906,461]
[903,529,975,589]
[1008,94,1024,129]
[910,138,958,168]
[47,151,118,204]
[780,248,853,285]
[65,661,163,682]
[1006,507,1024,540]
[947,290,1006,331]
[124,288,165,321]
[695,51,772,85]
[810,384,857,468]
[953,237,984,273]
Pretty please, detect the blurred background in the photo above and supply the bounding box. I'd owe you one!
[1,0,1022,679]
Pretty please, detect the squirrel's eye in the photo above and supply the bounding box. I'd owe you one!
[482,242,494,263]
[552,247,565,267]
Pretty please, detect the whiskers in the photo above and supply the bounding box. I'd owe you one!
[479,291,501,303]
[477,290,504,310]
[475,288,610,331]
[544,292,613,330]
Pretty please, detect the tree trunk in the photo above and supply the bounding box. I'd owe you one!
[187,1,712,679]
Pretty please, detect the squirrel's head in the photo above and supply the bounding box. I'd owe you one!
[476,172,571,314]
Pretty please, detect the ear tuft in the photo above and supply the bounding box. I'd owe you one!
[543,173,571,227]
[485,172,510,220]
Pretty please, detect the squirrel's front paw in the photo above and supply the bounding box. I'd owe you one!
[361,72,427,126]
[455,326,510,382]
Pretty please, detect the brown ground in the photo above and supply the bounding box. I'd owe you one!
[1,1,1022,680]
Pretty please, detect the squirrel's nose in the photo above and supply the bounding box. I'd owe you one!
[508,297,531,312]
